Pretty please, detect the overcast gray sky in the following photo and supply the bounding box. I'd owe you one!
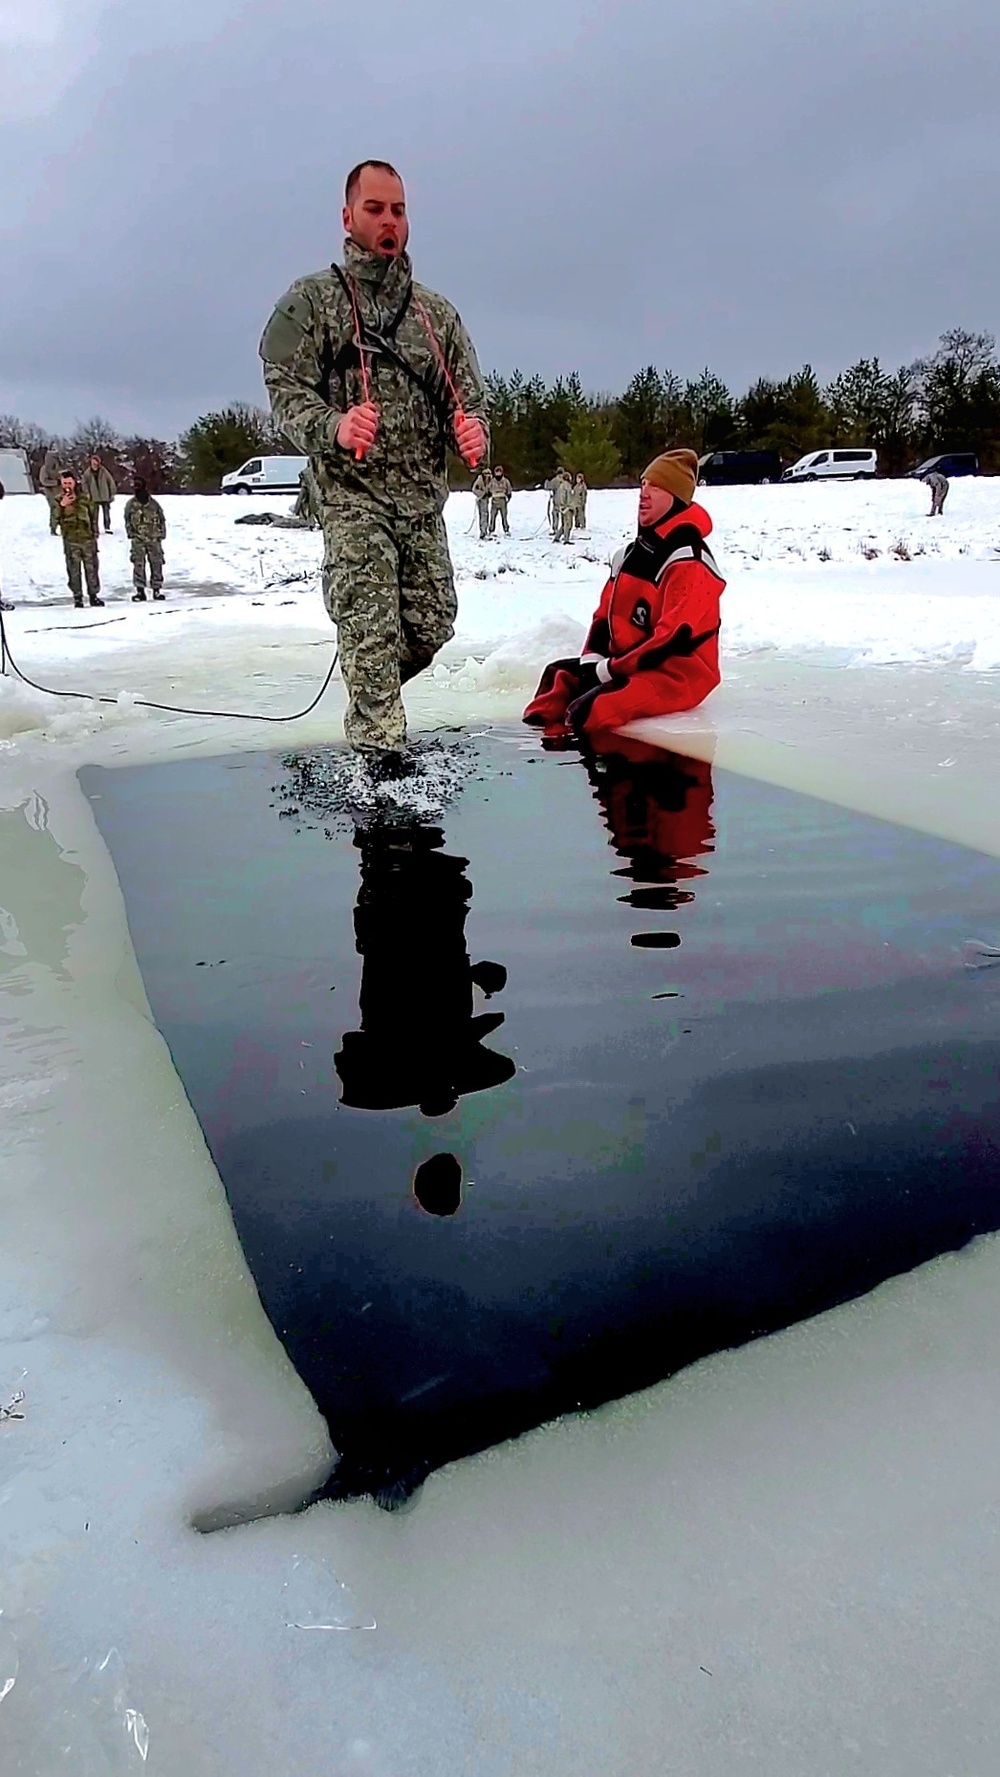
[2,0,998,437]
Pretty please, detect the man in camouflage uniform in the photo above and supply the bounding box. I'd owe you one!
[922,467,949,516]
[292,464,321,527]
[55,473,103,607]
[572,472,588,530]
[124,477,167,600]
[553,470,576,544]
[81,454,117,532]
[471,467,494,539]
[489,464,513,536]
[39,445,63,535]
[259,160,488,768]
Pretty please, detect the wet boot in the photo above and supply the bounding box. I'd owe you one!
[132,591,147,602]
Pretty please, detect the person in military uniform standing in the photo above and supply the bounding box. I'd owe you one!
[55,472,103,607]
[81,453,117,532]
[293,464,321,527]
[554,469,576,544]
[489,464,513,536]
[471,467,494,539]
[39,445,63,535]
[259,159,488,772]
[124,477,167,601]
[572,472,588,530]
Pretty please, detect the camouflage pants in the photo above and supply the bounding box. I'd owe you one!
[320,500,457,752]
[44,492,61,535]
[476,497,491,539]
[131,539,164,591]
[64,541,100,602]
[574,498,587,529]
[557,506,574,543]
[489,497,510,536]
[930,487,948,515]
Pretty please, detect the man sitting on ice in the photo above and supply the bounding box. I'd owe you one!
[523,448,724,742]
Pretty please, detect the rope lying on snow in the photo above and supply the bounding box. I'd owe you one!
[0,601,339,723]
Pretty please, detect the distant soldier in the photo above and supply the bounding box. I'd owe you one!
[572,472,588,529]
[544,474,560,535]
[81,453,117,532]
[554,470,575,544]
[125,478,167,601]
[293,464,321,527]
[0,479,11,609]
[472,468,494,539]
[922,467,949,516]
[259,158,488,772]
[489,465,513,536]
[55,472,103,607]
[39,445,63,535]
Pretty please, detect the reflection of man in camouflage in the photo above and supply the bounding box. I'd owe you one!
[39,446,63,535]
[260,160,488,768]
[55,473,103,607]
[572,472,588,529]
[471,468,493,539]
[489,465,513,535]
[124,478,167,600]
[293,464,321,527]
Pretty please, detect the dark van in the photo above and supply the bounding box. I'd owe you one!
[911,453,979,478]
[698,450,783,486]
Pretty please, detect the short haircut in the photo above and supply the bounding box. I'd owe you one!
[345,160,402,205]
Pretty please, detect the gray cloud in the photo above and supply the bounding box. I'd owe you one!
[2,0,998,434]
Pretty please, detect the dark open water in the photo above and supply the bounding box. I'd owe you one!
[81,733,1000,1505]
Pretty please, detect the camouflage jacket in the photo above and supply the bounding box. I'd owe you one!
[259,240,489,517]
[124,495,166,543]
[471,471,494,504]
[39,450,63,493]
[491,475,513,503]
[81,466,117,505]
[55,494,97,546]
[553,476,575,510]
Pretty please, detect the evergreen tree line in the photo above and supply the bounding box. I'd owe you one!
[2,329,997,493]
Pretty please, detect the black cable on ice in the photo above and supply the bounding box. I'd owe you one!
[0,601,339,724]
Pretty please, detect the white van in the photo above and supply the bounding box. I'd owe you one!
[0,447,34,494]
[221,454,308,495]
[782,448,877,483]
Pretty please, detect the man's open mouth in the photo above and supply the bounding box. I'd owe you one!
[379,234,397,252]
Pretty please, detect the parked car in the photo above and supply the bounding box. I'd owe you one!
[0,448,33,495]
[910,452,979,478]
[221,455,309,495]
[698,450,783,486]
[782,449,877,483]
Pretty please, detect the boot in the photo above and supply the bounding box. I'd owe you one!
[152,591,165,600]
[131,591,147,602]
[89,596,105,607]
[74,599,84,609]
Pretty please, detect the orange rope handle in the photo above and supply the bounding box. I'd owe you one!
[346,276,373,461]
[413,298,481,467]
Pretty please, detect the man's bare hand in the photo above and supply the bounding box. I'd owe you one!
[336,402,380,456]
[453,413,486,467]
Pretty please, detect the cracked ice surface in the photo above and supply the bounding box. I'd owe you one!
[1,487,1000,1773]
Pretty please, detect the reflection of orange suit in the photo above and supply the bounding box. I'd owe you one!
[523,503,723,741]
[584,739,715,894]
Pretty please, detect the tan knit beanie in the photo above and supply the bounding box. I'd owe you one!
[641,448,700,505]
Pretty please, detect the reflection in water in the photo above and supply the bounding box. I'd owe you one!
[583,740,715,940]
[335,823,515,1117]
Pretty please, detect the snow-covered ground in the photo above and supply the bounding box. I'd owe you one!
[3,483,1000,1774]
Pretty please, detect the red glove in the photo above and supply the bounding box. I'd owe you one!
[336,402,379,458]
[453,412,485,468]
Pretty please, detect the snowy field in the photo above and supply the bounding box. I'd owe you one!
[3,482,1000,1774]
